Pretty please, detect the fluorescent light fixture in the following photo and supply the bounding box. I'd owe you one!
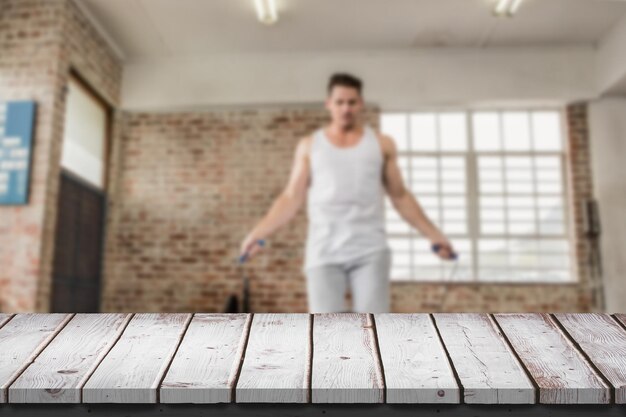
[493,0,524,17]
[254,0,278,25]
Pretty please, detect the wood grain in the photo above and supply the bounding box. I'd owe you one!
[494,313,610,404]
[374,313,460,403]
[553,313,626,404]
[433,313,535,404]
[0,314,13,329]
[1,312,623,405]
[311,313,384,403]
[614,314,626,330]
[8,313,132,403]
[160,313,250,403]
[236,313,311,403]
[0,313,73,403]
[82,313,191,403]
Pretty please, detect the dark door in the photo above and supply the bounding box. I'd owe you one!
[51,170,106,312]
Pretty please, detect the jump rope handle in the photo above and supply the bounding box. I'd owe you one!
[238,239,266,264]
[432,243,458,260]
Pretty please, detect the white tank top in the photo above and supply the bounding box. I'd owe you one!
[304,124,390,270]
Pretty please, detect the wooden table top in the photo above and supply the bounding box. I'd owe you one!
[0,312,625,405]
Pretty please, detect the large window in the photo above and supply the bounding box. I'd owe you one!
[381,109,572,283]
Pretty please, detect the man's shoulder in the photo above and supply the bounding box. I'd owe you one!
[371,127,396,157]
[295,133,315,157]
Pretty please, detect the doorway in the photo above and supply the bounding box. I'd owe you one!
[51,71,111,313]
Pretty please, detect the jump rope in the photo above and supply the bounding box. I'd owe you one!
[237,240,458,277]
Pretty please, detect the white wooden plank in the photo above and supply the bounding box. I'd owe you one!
[494,313,610,404]
[553,313,626,404]
[311,313,384,403]
[82,313,192,403]
[433,313,535,404]
[374,313,460,403]
[615,314,626,330]
[160,313,250,403]
[0,313,73,403]
[236,313,310,403]
[0,314,13,328]
[8,313,132,403]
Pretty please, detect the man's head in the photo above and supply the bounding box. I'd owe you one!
[325,72,363,128]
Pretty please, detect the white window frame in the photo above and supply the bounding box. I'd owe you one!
[383,107,575,284]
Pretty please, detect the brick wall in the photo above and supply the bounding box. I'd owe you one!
[0,0,122,312]
[102,103,596,313]
[101,107,377,312]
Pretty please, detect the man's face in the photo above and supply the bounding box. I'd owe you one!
[325,85,363,128]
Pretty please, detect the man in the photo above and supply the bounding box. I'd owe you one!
[239,73,455,313]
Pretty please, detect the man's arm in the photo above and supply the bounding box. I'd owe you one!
[239,136,311,259]
[378,133,455,259]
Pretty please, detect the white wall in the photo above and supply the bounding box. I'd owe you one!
[121,46,596,111]
[595,14,626,95]
[588,96,626,313]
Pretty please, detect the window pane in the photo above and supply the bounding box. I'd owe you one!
[439,113,467,151]
[536,156,560,169]
[537,181,562,194]
[505,156,532,169]
[441,156,464,169]
[410,113,437,151]
[411,181,438,194]
[479,156,502,168]
[503,111,531,151]
[442,196,466,207]
[473,112,500,151]
[381,113,409,151]
[412,169,437,181]
[388,237,411,251]
[481,209,505,221]
[413,156,437,169]
[532,111,561,151]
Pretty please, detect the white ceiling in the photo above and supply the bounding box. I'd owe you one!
[79,0,626,61]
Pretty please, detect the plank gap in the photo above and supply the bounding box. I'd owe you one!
[307,313,313,404]
[488,313,540,404]
[78,313,135,403]
[230,313,254,403]
[0,314,15,331]
[4,313,76,403]
[610,314,626,333]
[428,313,464,404]
[155,313,195,404]
[368,314,387,404]
[548,313,615,404]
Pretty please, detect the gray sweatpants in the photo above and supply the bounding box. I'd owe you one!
[303,247,392,313]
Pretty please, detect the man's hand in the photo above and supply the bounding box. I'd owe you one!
[239,234,265,262]
[431,239,457,261]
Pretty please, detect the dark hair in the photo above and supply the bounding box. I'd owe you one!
[327,72,362,95]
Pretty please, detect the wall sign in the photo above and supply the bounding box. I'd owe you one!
[0,100,36,205]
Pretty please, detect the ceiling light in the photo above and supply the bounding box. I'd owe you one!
[493,0,524,17]
[254,0,278,25]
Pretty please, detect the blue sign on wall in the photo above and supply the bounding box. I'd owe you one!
[0,100,36,205]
